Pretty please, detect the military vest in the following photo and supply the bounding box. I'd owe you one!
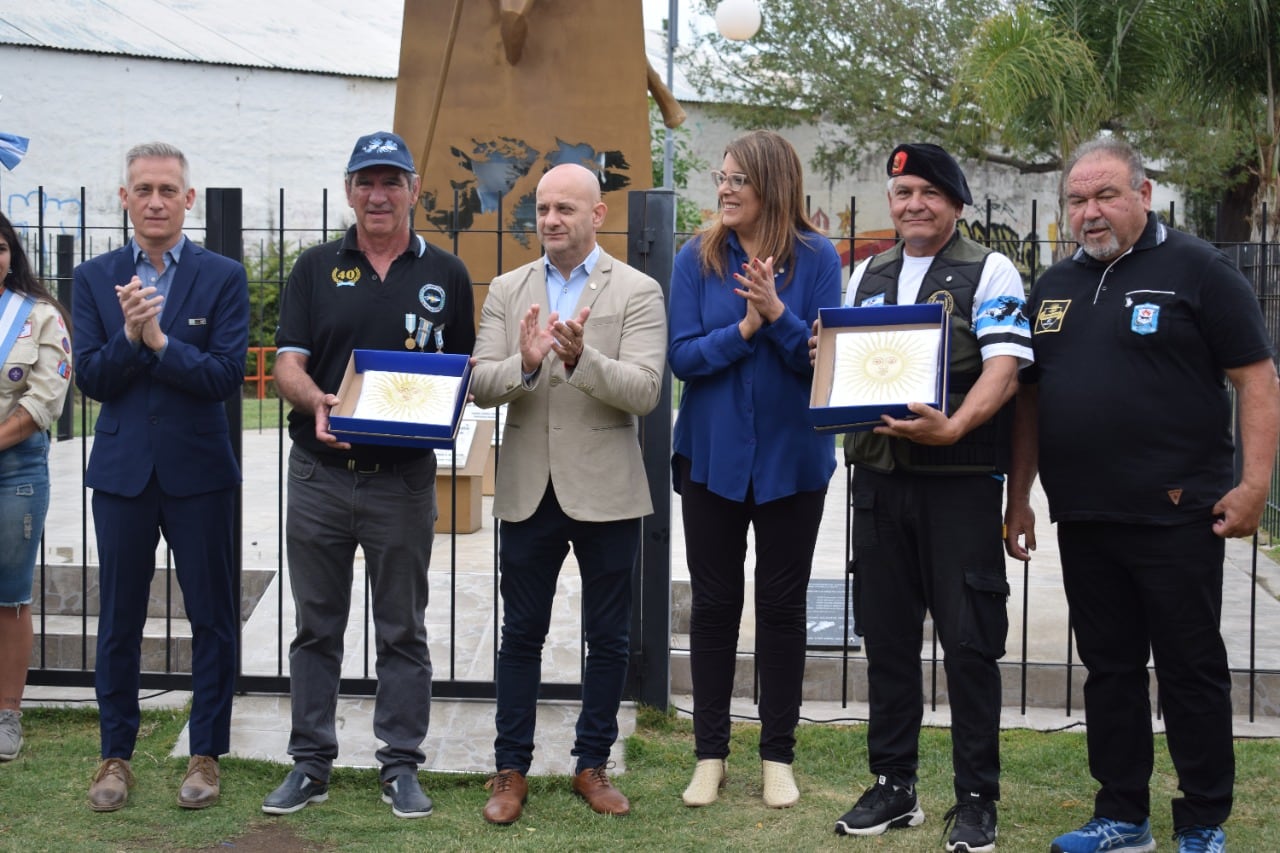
[843,232,1013,474]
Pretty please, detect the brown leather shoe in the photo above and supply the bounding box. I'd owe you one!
[482,769,528,825]
[572,765,630,816]
[88,757,135,812]
[178,755,221,809]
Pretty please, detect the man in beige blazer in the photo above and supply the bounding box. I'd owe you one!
[470,164,666,825]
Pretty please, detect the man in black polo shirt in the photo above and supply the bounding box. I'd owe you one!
[1006,137,1280,853]
[264,131,475,820]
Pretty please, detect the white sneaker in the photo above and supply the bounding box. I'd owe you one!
[761,760,799,808]
[682,758,727,807]
[0,710,22,761]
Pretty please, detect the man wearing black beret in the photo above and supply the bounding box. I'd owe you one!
[824,143,1032,852]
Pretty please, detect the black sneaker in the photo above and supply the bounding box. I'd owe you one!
[943,796,998,853]
[834,774,925,836]
[262,768,329,815]
[381,772,433,819]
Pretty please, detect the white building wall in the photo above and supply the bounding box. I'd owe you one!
[4,44,1179,278]
[2,46,395,241]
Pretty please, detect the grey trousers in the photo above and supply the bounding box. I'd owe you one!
[284,445,436,783]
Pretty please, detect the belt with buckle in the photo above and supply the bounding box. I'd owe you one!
[315,454,397,474]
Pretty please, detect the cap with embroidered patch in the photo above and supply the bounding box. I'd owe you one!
[886,143,972,206]
[346,132,415,175]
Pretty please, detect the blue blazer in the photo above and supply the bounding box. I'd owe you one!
[73,239,249,498]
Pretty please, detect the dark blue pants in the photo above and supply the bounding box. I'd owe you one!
[1058,520,1233,830]
[494,484,639,775]
[93,476,238,758]
[678,459,826,764]
[851,468,1007,801]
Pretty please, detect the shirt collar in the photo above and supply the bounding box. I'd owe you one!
[1072,212,1165,264]
[130,234,186,265]
[544,243,601,280]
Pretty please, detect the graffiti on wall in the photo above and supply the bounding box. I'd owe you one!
[5,189,82,235]
[957,219,1041,282]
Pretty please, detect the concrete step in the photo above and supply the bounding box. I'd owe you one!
[29,613,194,671]
[668,637,1280,718]
[33,564,275,621]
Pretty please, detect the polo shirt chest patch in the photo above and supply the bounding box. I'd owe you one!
[419,283,445,313]
[1130,302,1159,335]
[331,266,361,286]
[1034,299,1070,334]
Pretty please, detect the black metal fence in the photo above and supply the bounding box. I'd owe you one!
[17,185,1280,721]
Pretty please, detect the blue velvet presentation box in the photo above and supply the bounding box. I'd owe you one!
[329,349,473,449]
[809,303,950,433]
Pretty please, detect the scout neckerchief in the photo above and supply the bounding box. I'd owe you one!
[0,287,35,366]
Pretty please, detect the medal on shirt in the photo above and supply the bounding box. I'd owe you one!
[404,313,416,349]
[416,319,433,351]
[434,325,445,352]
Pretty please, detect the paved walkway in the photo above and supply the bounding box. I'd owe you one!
[28,427,1280,777]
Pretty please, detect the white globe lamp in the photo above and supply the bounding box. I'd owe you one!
[714,0,762,41]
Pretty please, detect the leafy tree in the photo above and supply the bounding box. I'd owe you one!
[680,0,1015,181]
[1157,0,1280,239]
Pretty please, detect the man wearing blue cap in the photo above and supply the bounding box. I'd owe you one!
[264,131,475,819]
[821,143,1032,852]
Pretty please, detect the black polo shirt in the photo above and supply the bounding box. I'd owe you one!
[1023,214,1273,524]
[276,226,476,460]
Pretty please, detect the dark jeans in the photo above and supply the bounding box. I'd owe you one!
[284,445,436,783]
[1058,519,1233,830]
[494,483,640,775]
[851,468,1007,800]
[679,458,826,764]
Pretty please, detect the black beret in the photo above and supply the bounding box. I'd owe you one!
[886,143,972,206]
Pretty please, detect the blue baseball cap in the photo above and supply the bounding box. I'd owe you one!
[346,132,416,175]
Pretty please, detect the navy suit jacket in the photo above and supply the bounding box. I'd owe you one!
[73,239,249,498]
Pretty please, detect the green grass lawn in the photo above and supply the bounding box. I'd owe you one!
[1,704,1277,852]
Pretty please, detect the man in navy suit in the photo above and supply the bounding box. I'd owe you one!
[73,142,249,812]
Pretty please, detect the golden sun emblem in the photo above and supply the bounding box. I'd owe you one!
[830,329,939,406]
[352,371,460,424]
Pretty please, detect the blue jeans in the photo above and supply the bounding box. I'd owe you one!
[494,483,639,775]
[0,431,50,607]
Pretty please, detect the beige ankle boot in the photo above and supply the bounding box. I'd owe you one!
[682,758,727,807]
[761,760,799,808]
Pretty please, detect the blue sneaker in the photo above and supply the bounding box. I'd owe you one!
[262,768,329,815]
[380,772,433,819]
[1173,825,1226,853]
[1050,817,1156,852]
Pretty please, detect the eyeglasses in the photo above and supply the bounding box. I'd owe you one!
[711,170,750,191]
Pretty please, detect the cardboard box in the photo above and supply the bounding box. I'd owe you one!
[809,303,950,433]
[460,402,503,497]
[329,350,472,449]
[434,419,494,534]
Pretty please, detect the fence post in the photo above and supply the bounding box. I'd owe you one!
[204,188,245,676]
[625,189,675,710]
[55,234,75,440]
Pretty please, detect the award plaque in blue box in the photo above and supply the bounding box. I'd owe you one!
[809,303,950,433]
[329,349,473,448]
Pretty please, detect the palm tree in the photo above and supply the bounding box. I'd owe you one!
[1164,0,1280,239]
[952,1,1178,250]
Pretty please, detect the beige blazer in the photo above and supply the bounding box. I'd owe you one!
[470,250,667,523]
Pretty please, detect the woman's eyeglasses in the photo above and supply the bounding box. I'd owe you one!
[710,170,749,191]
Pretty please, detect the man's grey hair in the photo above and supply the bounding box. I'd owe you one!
[1063,137,1146,192]
[123,142,190,189]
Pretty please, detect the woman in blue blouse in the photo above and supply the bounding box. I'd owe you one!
[670,130,840,808]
